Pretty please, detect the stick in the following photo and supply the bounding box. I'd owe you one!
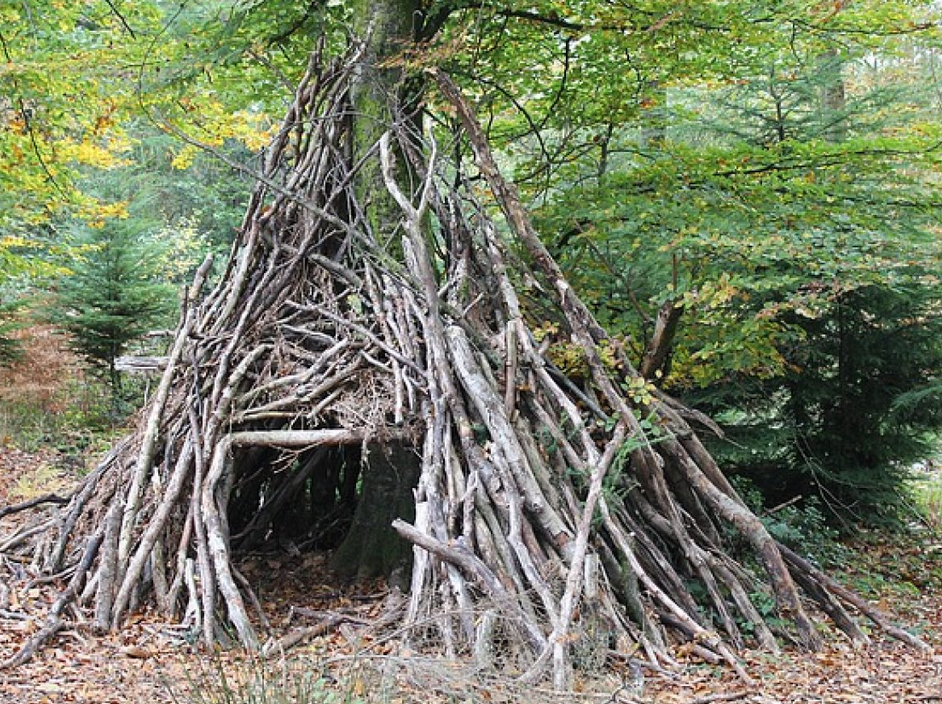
[2,532,103,668]
[261,612,353,657]
[0,493,70,519]
[690,693,749,704]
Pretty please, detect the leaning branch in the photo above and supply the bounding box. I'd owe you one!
[0,494,70,520]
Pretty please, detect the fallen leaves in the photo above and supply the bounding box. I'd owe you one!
[2,445,942,703]
[647,621,942,704]
[119,644,154,659]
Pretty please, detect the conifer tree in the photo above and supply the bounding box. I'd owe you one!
[54,219,173,392]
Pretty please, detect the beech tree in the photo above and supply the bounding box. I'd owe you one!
[1,0,932,689]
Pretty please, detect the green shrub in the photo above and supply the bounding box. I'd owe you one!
[729,475,842,564]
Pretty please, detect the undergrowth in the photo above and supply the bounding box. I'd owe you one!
[907,454,942,533]
[165,655,367,704]
[163,651,627,704]
[728,475,844,565]
[0,324,148,470]
[0,377,136,462]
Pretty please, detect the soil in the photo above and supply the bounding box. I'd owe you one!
[1,442,941,704]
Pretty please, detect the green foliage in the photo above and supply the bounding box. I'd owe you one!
[911,476,942,532]
[51,217,174,390]
[0,0,163,232]
[729,475,843,568]
[500,1,942,524]
[0,299,25,366]
[907,452,942,532]
[0,395,61,453]
[0,375,124,460]
[698,280,942,525]
[108,123,254,255]
[0,0,290,296]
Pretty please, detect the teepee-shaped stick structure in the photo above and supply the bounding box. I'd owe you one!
[1,45,925,688]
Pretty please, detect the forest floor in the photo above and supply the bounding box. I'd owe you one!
[2,443,941,704]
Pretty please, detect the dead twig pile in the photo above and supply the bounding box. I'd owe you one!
[0,46,927,688]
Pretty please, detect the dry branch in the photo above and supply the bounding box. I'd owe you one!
[0,494,70,519]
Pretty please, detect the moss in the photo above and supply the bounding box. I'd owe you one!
[349,0,423,243]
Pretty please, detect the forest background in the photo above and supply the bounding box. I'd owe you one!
[3,0,941,533]
[2,1,942,701]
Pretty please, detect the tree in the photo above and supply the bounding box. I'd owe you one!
[0,0,156,244]
[525,1,942,521]
[1,0,931,689]
[0,0,280,307]
[52,218,174,393]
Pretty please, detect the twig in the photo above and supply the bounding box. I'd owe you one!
[1,532,102,668]
[763,495,803,516]
[689,692,749,704]
[261,612,351,657]
[0,493,70,519]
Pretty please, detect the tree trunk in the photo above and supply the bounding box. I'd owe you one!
[331,443,420,586]
[330,0,425,582]
[349,0,423,233]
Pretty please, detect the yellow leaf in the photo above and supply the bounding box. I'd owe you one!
[171,144,198,170]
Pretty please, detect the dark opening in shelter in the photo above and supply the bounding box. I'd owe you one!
[227,442,419,586]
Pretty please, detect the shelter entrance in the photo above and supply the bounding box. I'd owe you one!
[226,439,420,586]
